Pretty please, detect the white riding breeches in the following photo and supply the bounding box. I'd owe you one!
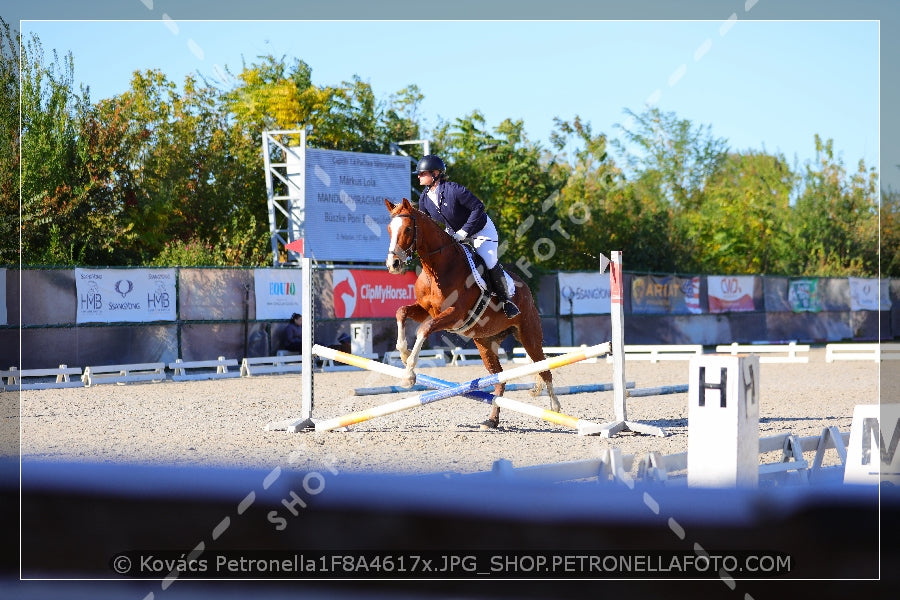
[452,216,499,269]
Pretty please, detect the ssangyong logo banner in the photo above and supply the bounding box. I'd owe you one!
[254,269,304,320]
[75,268,176,323]
[333,269,418,318]
[557,272,611,315]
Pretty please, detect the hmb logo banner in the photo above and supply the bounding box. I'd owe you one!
[75,268,176,323]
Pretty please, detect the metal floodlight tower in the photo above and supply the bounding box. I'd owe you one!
[262,129,307,266]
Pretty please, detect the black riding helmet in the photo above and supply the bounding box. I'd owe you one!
[414,154,445,175]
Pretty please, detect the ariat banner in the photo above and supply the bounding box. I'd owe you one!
[631,275,701,315]
[333,269,418,318]
[75,268,176,323]
[707,276,756,313]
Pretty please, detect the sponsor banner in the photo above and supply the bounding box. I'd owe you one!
[291,147,411,263]
[848,277,891,311]
[631,275,702,315]
[254,269,303,321]
[333,269,418,319]
[707,276,756,313]
[558,272,611,315]
[788,278,823,313]
[76,268,176,323]
[684,276,702,314]
[0,268,6,325]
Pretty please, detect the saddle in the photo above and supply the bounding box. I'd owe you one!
[446,245,514,335]
[459,244,512,297]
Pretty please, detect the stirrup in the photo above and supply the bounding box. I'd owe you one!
[503,301,520,319]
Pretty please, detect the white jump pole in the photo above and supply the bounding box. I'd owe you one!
[314,344,612,434]
[578,251,667,438]
[313,342,612,432]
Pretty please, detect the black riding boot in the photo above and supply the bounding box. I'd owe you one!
[487,264,520,318]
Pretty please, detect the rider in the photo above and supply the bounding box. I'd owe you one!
[414,154,520,318]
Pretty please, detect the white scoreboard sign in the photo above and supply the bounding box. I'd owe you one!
[288,147,411,262]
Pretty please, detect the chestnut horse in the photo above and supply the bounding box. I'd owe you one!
[384,198,560,429]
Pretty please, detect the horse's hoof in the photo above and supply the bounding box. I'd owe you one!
[479,419,499,430]
[402,374,417,388]
[551,400,562,413]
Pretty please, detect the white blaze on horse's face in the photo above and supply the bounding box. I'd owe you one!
[386,215,406,274]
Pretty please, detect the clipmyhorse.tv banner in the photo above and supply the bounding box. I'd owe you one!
[333,269,419,318]
[75,268,176,323]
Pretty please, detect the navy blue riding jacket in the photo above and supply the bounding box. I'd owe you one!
[418,180,488,237]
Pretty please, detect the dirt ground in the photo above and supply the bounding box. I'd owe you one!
[4,347,882,480]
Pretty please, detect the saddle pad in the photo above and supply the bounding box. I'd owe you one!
[462,245,514,297]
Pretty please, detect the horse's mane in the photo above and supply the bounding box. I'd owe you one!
[394,201,458,247]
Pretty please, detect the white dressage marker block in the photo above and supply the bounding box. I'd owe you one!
[2,365,84,391]
[82,362,166,386]
[843,404,900,486]
[169,356,240,382]
[687,354,760,488]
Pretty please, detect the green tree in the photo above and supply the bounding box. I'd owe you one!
[429,112,568,280]
[113,70,269,265]
[612,107,728,209]
[0,19,19,264]
[685,151,797,274]
[609,107,729,272]
[225,55,421,154]
[881,186,900,278]
[789,135,879,276]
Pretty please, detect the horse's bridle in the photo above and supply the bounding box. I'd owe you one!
[388,211,455,263]
[388,212,418,264]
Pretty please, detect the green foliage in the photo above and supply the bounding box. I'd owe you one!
[430,112,569,284]
[881,187,900,277]
[684,151,797,275]
[7,31,882,279]
[788,136,879,276]
[0,19,18,264]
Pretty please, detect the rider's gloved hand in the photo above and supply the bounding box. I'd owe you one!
[451,229,468,242]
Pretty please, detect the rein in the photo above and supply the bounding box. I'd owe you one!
[390,211,457,263]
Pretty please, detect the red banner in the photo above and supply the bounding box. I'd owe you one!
[332,269,418,318]
[707,276,756,313]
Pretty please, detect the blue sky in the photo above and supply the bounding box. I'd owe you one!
[23,19,880,184]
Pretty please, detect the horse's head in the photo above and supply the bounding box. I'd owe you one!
[384,198,417,274]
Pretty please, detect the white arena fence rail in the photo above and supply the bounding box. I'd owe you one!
[715,342,810,363]
[511,345,601,364]
[824,342,900,362]
[450,346,510,366]
[605,345,705,364]
[462,426,850,487]
[383,350,449,368]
